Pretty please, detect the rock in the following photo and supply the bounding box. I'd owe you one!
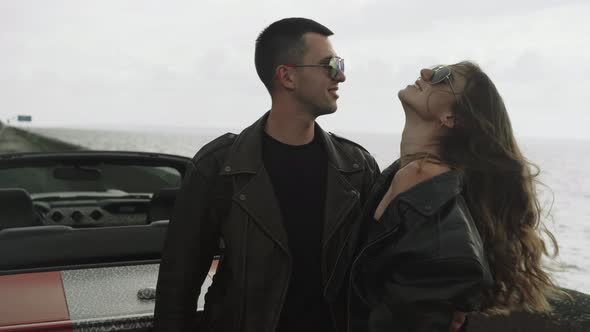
[468,288,590,332]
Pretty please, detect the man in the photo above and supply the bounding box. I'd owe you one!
[154,17,380,331]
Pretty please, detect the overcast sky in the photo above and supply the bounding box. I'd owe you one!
[1,0,589,138]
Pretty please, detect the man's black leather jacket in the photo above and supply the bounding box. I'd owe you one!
[350,161,494,332]
[154,113,380,332]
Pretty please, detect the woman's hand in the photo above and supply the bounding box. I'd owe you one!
[450,311,467,332]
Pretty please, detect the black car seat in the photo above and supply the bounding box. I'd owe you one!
[0,188,40,230]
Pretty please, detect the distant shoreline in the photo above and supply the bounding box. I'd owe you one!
[14,124,590,143]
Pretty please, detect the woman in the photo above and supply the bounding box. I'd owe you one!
[350,61,560,332]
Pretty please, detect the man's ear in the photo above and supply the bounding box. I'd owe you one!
[275,65,296,90]
[440,112,455,128]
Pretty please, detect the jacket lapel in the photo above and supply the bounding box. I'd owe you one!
[318,129,364,246]
[221,113,289,253]
[233,170,289,252]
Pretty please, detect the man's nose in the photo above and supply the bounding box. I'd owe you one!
[335,70,346,83]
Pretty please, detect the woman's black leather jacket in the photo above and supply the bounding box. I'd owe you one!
[349,161,494,332]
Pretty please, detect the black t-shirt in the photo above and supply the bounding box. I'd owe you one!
[262,128,335,332]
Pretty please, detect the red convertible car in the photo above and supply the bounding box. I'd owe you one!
[0,151,218,332]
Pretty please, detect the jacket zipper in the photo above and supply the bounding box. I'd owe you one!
[323,191,358,331]
[237,218,248,332]
[323,199,357,294]
[329,303,339,331]
[238,222,294,332]
[324,226,355,331]
[269,256,292,332]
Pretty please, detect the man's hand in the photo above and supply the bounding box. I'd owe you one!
[450,311,467,332]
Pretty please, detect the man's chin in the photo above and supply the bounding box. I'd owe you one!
[314,105,337,117]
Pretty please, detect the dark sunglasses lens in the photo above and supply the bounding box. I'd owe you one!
[430,66,450,84]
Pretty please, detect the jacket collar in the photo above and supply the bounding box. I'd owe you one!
[383,161,464,216]
[220,111,365,257]
[221,111,364,175]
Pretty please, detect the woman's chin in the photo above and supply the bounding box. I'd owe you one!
[398,88,413,104]
[397,89,406,101]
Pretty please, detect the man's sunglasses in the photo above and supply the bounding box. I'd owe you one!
[428,65,458,100]
[284,57,345,79]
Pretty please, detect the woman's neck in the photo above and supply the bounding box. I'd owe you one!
[400,126,442,167]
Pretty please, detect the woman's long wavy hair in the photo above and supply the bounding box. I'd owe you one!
[440,61,560,314]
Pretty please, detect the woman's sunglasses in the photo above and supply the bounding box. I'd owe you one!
[284,56,345,79]
[428,65,458,100]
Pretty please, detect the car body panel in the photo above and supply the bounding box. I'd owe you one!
[0,263,217,331]
[62,265,158,320]
[0,272,69,327]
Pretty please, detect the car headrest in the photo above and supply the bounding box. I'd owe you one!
[0,188,39,229]
[147,188,179,222]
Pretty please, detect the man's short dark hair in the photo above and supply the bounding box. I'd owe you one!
[255,17,334,94]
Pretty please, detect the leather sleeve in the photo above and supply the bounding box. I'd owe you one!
[153,160,220,332]
[366,199,492,331]
[384,255,488,305]
[371,256,486,332]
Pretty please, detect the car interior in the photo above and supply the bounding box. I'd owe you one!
[0,152,188,274]
[0,186,178,273]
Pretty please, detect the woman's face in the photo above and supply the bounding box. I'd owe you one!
[398,65,466,126]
